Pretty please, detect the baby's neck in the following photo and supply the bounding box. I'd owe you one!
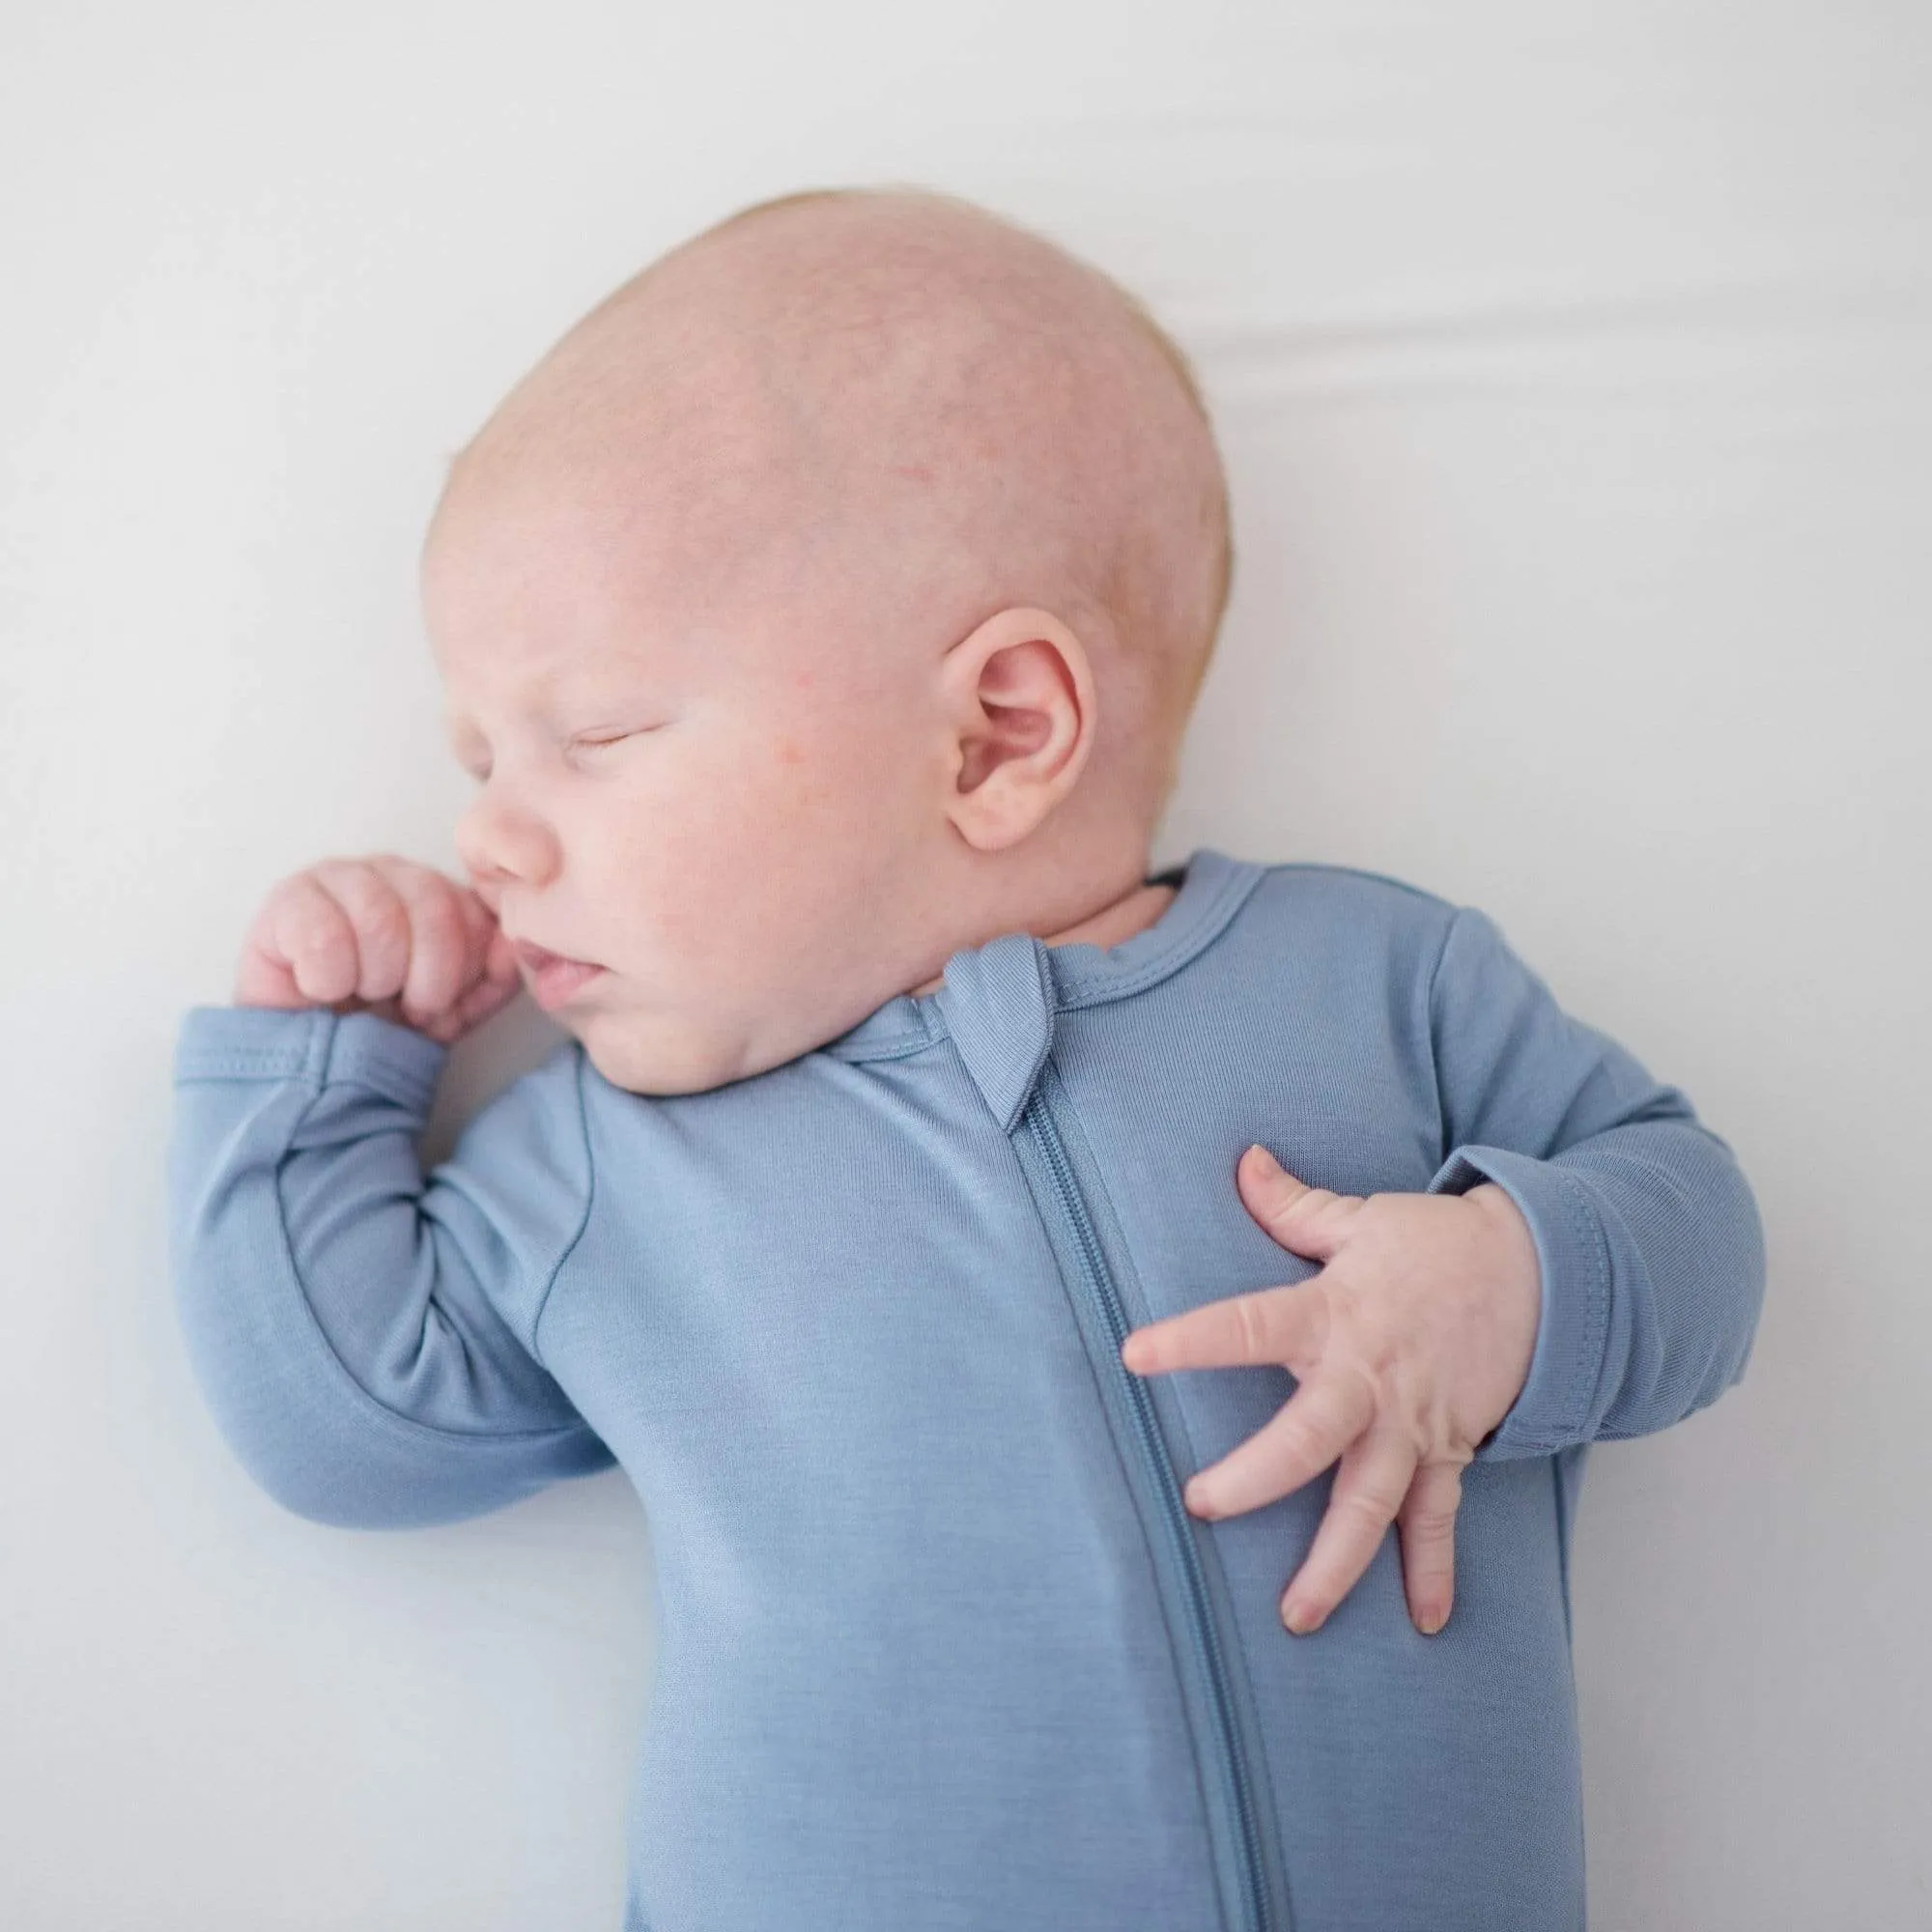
[904,874,1179,999]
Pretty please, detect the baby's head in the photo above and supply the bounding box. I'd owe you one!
[421,185,1232,1094]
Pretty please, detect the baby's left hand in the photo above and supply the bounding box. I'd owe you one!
[1120,1145,1541,1639]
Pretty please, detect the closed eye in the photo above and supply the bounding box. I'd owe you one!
[567,724,663,763]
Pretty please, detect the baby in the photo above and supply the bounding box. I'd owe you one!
[168,186,1766,1932]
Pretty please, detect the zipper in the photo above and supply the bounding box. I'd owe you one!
[1019,1083,1277,1932]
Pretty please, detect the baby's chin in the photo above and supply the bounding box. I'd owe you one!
[570,1002,825,1097]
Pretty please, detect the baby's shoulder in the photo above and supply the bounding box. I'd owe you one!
[1233,855,1461,953]
[1187,855,1472,1011]
[443,1034,592,1157]
[1250,856,1456,911]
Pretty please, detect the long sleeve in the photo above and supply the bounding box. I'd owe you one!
[1420,903,1767,1463]
[168,1004,617,1528]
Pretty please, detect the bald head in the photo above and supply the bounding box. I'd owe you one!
[428,185,1232,816]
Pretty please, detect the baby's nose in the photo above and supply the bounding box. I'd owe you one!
[455,790,562,892]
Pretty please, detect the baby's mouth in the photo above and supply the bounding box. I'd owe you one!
[511,938,607,1012]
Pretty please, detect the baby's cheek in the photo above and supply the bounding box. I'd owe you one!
[604,767,786,946]
[744,725,867,842]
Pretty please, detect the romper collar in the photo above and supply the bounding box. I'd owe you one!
[818,847,1266,1127]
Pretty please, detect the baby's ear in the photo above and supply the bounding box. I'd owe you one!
[938,606,1095,852]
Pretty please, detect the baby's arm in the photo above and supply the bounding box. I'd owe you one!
[169,857,615,1528]
[1421,901,1767,1461]
[1122,895,1768,1636]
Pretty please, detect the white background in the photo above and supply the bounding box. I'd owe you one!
[3,3,1927,1926]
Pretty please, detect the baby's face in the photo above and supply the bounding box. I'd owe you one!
[423,454,949,1095]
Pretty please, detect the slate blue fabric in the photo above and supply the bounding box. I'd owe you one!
[168,849,1766,1932]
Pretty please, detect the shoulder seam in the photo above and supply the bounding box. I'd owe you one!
[1423,900,1466,1016]
[1422,903,1467,1166]
[529,1044,597,1374]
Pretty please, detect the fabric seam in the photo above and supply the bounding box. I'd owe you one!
[1008,1074,1236,1924]
[1031,1058,1290,1918]
[267,1038,592,1447]
[1544,1160,1612,1447]
[1478,1154,1610,1453]
[1421,903,1463,1167]
[529,1046,600,1375]
[1050,857,1267,1009]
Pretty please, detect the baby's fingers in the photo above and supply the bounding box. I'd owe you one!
[232,857,510,1042]
[237,872,364,1007]
[307,859,413,1005]
[1181,1365,1376,1521]
[459,888,525,1009]
[1122,1279,1326,1378]
[364,858,476,1025]
[417,933,524,1044]
[1395,1459,1464,1636]
[1279,1425,1420,1634]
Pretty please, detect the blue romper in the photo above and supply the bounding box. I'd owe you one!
[168,849,1766,1932]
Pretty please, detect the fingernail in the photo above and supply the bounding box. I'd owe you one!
[1419,1605,1448,1635]
[1244,1143,1278,1169]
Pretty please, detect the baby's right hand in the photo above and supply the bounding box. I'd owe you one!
[234,855,522,1047]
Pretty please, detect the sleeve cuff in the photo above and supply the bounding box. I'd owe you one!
[1425,1142,1612,1457]
[172,1005,449,1115]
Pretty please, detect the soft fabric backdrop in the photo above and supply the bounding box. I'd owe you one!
[2,3,1924,1926]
